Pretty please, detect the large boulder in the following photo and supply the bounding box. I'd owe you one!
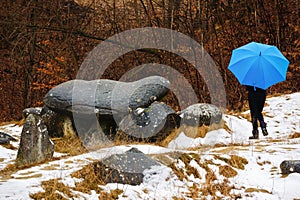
[117,102,180,142]
[43,76,170,116]
[94,148,162,185]
[179,103,222,127]
[42,76,170,142]
[16,114,54,167]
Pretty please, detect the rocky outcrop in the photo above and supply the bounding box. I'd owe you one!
[16,114,54,167]
[43,76,170,116]
[117,102,180,142]
[42,76,171,142]
[94,148,162,185]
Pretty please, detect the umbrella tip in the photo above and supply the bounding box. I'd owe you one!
[259,51,261,56]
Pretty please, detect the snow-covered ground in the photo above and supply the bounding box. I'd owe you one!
[0,92,299,199]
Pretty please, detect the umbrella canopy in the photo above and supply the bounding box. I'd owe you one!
[228,42,289,90]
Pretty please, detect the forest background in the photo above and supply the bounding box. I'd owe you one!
[0,0,299,122]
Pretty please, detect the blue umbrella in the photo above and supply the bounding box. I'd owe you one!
[228,42,289,90]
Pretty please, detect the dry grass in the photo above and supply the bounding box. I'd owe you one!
[71,163,123,199]
[0,143,18,150]
[289,132,300,139]
[0,119,24,127]
[245,187,271,194]
[240,112,251,122]
[112,134,146,147]
[159,127,181,147]
[219,165,237,178]
[180,125,210,138]
[15,173,43,179]
[0,164,17,180]
[52,136,88,156]
[40,164,61,170]
[29,178,75,200]
[168,152,241,199]
[168,153,202,181]
[257,160,272,166]
[197,180,235,197]
[0,156,62,181]
[182,121,226,139]
[199,163,217,183]
[215,155,248,170]
[29,162,123,199]
[169,162,185,181]
[188,164,237,198]
[160,121,226,147]
[71,163,105,194]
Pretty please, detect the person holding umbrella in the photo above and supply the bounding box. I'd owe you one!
[246,85,268,139]
[228,42,289,139]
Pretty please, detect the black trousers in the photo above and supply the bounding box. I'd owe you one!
[246,86,266,130]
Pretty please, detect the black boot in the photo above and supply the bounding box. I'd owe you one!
[249,130,259,139]
[260,121,268,136]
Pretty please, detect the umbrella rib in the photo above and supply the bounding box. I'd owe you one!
[230,54,259,67]
[262,57,288,80]
[229,57,258,82]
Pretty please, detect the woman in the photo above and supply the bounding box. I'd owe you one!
[246,86,269,139]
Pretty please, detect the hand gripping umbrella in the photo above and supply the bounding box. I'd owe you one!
[228,42,289,90]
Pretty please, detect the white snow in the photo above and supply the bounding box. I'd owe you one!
[0,92,300,199]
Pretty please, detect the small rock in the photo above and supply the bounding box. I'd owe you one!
[0,132,17,144]
[280,160,300,174]
[0,137,9,144]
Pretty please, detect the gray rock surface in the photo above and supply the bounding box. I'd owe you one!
[179,103,222,126]
[280,160,300,174]
[74,114,113,150]
[43,76,170,116]
[22,107,43,118]
[117,102,180,142]
[0,132,17,144]
[40,106,76,138]
[94,148,162,185]
[0,137,8,145]
[16,114,54,167]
